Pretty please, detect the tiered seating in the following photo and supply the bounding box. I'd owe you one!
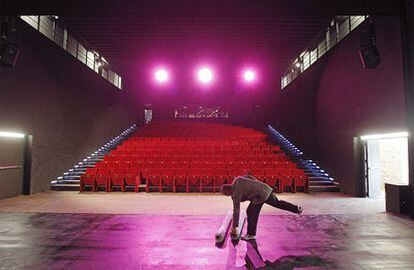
[80,121,308,193]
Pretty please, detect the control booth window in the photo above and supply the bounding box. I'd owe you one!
[174,105,229,119]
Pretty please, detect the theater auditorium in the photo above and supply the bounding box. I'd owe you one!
[1,0,414,269]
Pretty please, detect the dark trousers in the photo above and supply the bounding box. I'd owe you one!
[246,193,299,236]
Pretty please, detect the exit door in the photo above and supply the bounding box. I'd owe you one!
[363,132,409,198]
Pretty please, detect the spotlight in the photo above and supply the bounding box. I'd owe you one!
[155,69,169,83]
[295,62,301,68]
[197,67,213,84]
[243,70,256,82]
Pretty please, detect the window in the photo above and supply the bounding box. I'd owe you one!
[21,16,38,30]
[77,44,87,64]
[66,34,78,58]
[174,105,229,119]
[86,51,95,70]
[20,15,123,90]
[54,24,65,48]
[281,15,367,90]
[39,16,54,41]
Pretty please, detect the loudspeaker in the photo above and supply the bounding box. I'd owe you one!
[1,16,19,44]
[359,20,380,69]
[359,46,381,69]
[0,40,20,67]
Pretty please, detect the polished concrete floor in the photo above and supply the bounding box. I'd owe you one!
[0,193,414,269]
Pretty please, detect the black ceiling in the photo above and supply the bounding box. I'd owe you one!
[1,0,402,80]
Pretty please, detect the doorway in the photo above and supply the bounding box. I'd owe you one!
[0,131,27,199]
[362,132,409,198]
[144,103,153,124]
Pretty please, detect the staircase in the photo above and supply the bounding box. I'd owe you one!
[265,125,340,192]
[50,124,137,191]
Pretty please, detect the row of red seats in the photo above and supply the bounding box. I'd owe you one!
[95,160,297,169]
[80,168,308,193]
[107,151,285,156]
[116,145,276,151]
[136,131,266,138]
[128,137,266,142]
[86,167,302,177]
[106,153,288,162]
[135,132,266,139]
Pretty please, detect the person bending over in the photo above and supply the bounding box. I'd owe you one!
[220,174,302,240]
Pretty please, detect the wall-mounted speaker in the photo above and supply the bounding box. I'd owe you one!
[0,16,20,68]
[359,20,381,69]
[1,16,19,44]
[0,40,20,67]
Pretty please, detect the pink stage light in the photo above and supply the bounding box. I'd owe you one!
[243,70,256,82]
[155,69,169,83]
[197,67,213,84]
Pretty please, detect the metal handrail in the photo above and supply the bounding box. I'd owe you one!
[0,165,22,171]
[281,15,367,89]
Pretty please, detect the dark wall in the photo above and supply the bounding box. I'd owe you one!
[270,59,327,156]
[0,21,142,193]
[315,16,406,195]
[271,16,406,196]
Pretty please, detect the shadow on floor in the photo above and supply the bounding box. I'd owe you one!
[246,240,331,270]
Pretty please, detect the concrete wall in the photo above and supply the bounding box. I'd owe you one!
[270,59,327,156]
[271,16,406,195]
[315,16,406,195]
[0,21,142,194]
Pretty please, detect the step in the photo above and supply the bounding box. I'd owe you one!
[308,173,329,177]
[50,183,80,191]
[309,185,340,192]
[308,176,332,181]
[65,171,84,176]
[308,180,336,186]
[62,175,80,180]
[58,178,81,182]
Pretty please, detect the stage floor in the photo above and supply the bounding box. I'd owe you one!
[0,193,414,269]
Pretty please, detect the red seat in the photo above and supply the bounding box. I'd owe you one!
[95,174,109,192]
[161,169,175,192]
[264,169,282,192]
[85,168,98,175]
[214,169,229,190]
[279,169,294,192]
[109,174,124,191]
[80,174,95,191]
[292,169,308,193]
[147,169,163,192]
[250,169,265,182]
[174,169,189,192]
[125,174,140,192]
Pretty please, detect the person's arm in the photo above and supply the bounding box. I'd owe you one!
[230,195,241,238]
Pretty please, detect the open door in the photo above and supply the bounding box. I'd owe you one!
[362,132,409,198]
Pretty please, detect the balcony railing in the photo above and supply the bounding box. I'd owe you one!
[20,15,122,90]
[281,15,367,90]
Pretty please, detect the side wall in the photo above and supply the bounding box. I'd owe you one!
[315,16,406,195]
[0,21,142,193]
[270,60,326,156]
[271,16,406,195]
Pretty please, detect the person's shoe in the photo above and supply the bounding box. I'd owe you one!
[297,206,303,215]
[241,234,256,241]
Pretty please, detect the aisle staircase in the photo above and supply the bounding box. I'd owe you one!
[266,125,340,192]
[50,124,137,191]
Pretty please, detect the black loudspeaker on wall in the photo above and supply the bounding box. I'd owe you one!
[0,16,20,68]
[359,19,380,69]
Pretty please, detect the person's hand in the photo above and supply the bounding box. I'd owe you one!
[230,227,238,238]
